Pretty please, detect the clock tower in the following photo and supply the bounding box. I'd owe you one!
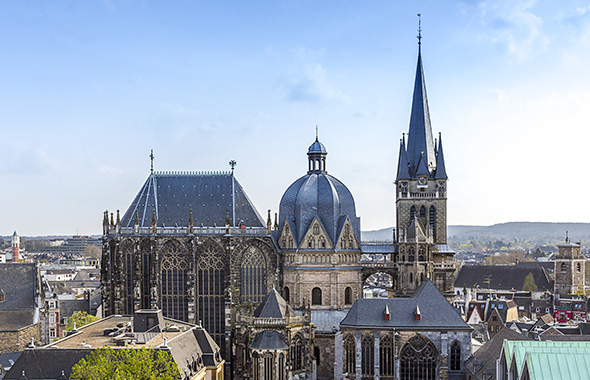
[394,35,455,296]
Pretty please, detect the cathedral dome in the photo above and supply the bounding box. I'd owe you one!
[279,138,360,247]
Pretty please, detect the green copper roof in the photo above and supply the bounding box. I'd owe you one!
[503,340,590,380]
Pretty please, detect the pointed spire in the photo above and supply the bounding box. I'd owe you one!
[416,152,430,176]
[274,212,279,230]
[396,135,411,181]
[267,210,272,234]
[150,149,154,174]
[406,32,435,177]
[434,132,448,179]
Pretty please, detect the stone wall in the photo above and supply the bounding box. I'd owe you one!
[0,324,41,354]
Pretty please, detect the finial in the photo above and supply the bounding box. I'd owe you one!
[229,160,237,173]
[315,125,319,142]
[566,231,569,243]
[417,13,422,45]
[150,149,154,174]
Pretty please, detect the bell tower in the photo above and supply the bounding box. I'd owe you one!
[394,19,454,296]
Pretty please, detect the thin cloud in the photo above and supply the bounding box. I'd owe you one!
[280,63,349,104]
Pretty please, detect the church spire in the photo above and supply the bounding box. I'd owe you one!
[435,132,448,179]
[396,135,411,181]
[406,18,435,178]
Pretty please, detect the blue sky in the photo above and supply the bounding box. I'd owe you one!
[2,1,590,235]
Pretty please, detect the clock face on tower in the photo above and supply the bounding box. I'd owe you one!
[418,176,427,186]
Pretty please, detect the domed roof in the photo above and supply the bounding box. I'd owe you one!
[308,138,327,154]
[279,138,360,247]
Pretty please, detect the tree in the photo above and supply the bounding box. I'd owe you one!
[70,346,181,380]
[83,245,102,258]
[66,311,100,331]
[522,272,538,292]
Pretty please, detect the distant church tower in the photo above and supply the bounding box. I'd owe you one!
[11,231,20,263]
[394,29,455,296]
[554,235,586,297]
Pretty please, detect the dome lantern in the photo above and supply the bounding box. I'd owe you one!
[307,136,327,174]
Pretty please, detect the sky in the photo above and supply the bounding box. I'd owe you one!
[2,0,590,236]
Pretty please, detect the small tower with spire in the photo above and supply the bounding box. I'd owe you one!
[11,231,20,263]
[394,15,455,296]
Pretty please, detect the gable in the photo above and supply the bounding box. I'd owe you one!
[300,217,333,250]
[335,218,358,250]
[279,219,295,249]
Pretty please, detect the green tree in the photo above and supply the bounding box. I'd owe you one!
[522,272,538,292]
[70,346,180,380]
[66,311,100,332]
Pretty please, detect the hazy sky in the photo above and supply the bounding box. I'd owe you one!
[2,1,590,236]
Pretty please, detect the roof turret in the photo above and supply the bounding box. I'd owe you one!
[416,152,430,177]
[396,135,411,181]
[434,132,448,179]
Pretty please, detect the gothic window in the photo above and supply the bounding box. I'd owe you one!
[361,334,374,376]
[283,286,290,303]
[341,239,345,249]
[349,237,354,249]
[278,353,285,380]
[281,237,286,248]
[344,286,352,305]
[429,206,436,240]
[410,272,413,284]
[450,341,461,371]
[122,243,135,314]
[197,246,225,353]
[288,237,293,249]
[264,352,274,379]
[380,334,395,378]
[410,206,416,219]
[241,246,266,304]
[308,238,315,249]
[319,236,326,249]
[314,346,320,366]
[400,335,438,380]
[291,335,304,371]
[418,248,425,262]
[561,263,567,273]
[252,352,259,379]
[161,243,190,322]
[420,206,426,222]
[140,240,152,310]
[345,224,350,235]
[313,224,320,235]
[409,247,415,262]
[312,287,322,306]
[577,262,582,273]
[343,334,356,374]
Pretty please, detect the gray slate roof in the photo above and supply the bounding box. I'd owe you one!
[254,288,295,319]
[121,172,264,228]
[455,263,553,292]
[0,264,37,311]
[250,330,288,350]
[3,349,91,380]
[340,279,471,330]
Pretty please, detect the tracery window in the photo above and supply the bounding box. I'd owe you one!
[252,352,259,379]
[409,247,415,262]
[241,246,266,304]
[344,286,352,305]
[140,240,152,309]
[429,206,436,240]
[278,353,285,380]
[123,243,135,314]
[291,335,304,371]
[197,246,225,353]
[308,238,315,249]
[450,341,461,371]
[343,334,356,374]
[400,335,438,380]
[312,287,322,306]
[420,206,426,222]
[264,352,274,379]
[361,334,374,376]
[380,334,395,379]
[418,248,425,262]
[410,206,416,219]
[161,243,190,322]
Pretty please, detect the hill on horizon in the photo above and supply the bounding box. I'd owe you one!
[361,222,590,242]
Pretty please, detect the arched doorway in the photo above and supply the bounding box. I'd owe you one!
[400,335,437,380]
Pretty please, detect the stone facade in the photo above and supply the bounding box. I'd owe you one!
[554,241,586,297]
[0,324,40,354]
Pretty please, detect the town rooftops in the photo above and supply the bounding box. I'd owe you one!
[340,279,471,330]
[455,263,553,292]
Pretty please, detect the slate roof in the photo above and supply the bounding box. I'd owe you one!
[0,264,37,311]
[168,326,223,374]
[340,279,471,330]
[464,327,531,380]
[3,348,91,380]
[253,288,295,319]
[250,330,288,350]
[193,327,223,367]
[455,263,553,292]
[120,172,264,228]
[279,143,360,247]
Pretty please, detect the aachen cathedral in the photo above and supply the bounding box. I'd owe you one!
[101,35,462,380]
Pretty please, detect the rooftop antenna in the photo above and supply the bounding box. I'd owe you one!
[150,149,154,174]
[417,13,422,45]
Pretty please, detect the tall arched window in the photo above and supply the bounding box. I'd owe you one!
[344,287,352,305]
[420,206,426,222]
[429,206,436,240]
[400,335,437,380]
[312,287,322,306]
[252,352,259,379]
[140,240,152,310]
[122,242,135,314]
[418,248,425,261]
[361,334,375,376]
[410,206,416,219]
[561,263,567,273]
[450,341,461,371]
[283,286,290,303]
[314,346,320,366]
[380,334,394,378]
[278,353,285,380]
[577,262,582,273]
[264,352,274,379]
[409,247,415,262]
[343,334,356,374]
[409,272,413,284]
[161,242,190,322]
[291,335,303,371]
[197,246,225,353]
[241,246,266,304]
